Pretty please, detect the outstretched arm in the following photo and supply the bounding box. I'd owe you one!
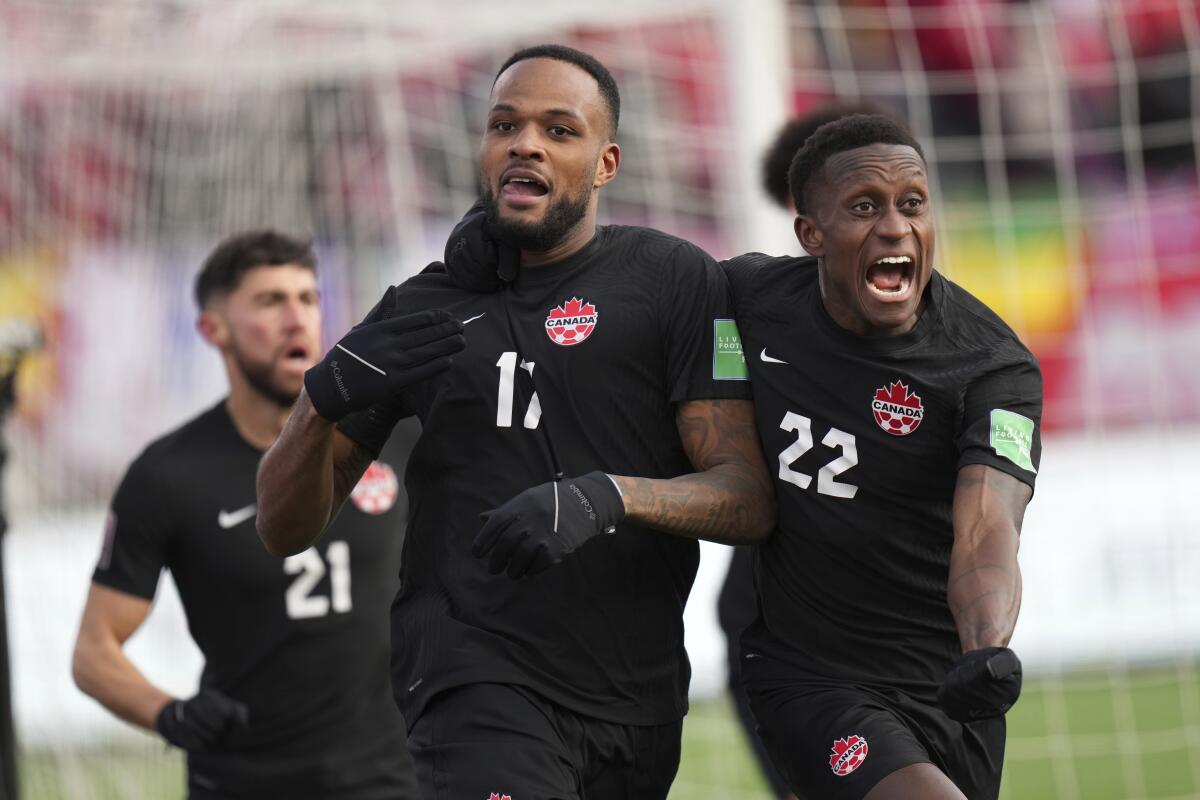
[610,398,775,544]
[947,463,1031,651]
[256,388,375,557]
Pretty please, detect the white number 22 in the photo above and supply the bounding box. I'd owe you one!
[283,541,351,619]
[777,411,859,499]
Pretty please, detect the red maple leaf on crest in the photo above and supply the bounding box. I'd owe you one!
[548,297,596,319]
[829,734,869,776]
[488,794,513,800]
[874,380,921,410]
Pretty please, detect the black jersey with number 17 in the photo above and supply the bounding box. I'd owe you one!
[724,255,1042,695]
[339,225,750,727]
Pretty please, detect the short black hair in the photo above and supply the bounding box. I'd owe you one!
[194,229,316,309]
[788,113,925,214]
[495,44,620,139]
[761,103,886,209]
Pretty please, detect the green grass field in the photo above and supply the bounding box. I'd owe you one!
[21,664,1200,800]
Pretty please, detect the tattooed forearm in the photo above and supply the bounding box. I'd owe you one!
[611,399,775,544]
[947,464,1032,651]
[613,464,771,543]
[333,441,375,512]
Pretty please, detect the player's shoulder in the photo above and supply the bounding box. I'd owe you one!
[721,252,818,304]
[123,402,231,487]
[935,272,1039,366]
[599,224,717,270]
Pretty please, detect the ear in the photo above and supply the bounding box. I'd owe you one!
[796,214,824,257]
[196,308,228,348]
[594,142,620,188]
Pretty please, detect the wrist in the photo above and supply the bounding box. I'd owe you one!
[575,471,626,529]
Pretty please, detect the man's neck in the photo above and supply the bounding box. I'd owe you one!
[521,219,597,268]
[224,379,290,452]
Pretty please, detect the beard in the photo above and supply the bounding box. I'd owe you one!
[229,339,300,408]
[481,179,592,253]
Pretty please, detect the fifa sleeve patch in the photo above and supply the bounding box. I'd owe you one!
[712,319,749,381]
[990,409,1036,473]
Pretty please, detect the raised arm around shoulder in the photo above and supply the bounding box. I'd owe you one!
[948,463,1033,652]
[610,398,775,544]
[72,583,171,731]
[255,386,374,557]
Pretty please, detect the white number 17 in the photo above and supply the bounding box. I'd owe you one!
[496,351,542,429]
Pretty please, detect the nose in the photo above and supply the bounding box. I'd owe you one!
[508,124,545,161]
[281,297,311,331]
[874,204,910,242]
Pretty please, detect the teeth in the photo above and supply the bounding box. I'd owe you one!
[873,256,912,265]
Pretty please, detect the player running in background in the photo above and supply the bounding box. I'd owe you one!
[725,114,1040,800]
[718,102,887,800]
[72,232,419,799]
[257,44,774,800]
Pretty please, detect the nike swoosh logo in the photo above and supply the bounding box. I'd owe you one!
[462,313,486,325]
[760,348,788,365]
[217,504,257,529]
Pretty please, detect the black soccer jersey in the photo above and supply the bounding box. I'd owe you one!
[724,255,1042,695]
[339,225,749,727]
[93,402,417,798]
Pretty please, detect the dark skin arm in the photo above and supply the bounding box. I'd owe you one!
[948,463,1032,652]
[255,387,375,557]
[611,399,775,544]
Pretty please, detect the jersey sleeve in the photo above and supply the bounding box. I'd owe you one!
[336,284,420,457]
[91,453,172,600]
[660,241,753,403]
[956,354,1043,490]
[720,254,763,317]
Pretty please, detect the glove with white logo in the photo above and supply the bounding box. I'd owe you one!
[304,287,465,422]
[155,688,249,752]
[472,472,625,579]
[443,200,520,291]
[938,646,1023,722]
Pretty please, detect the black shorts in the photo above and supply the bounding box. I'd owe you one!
[408,682,682,800]
[745,679,1005,800]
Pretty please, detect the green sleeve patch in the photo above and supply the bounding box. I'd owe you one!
[990,409,1036,473]
[712,319,749,381]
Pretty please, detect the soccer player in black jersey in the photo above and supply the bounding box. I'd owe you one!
[719,103,887,800]
[72,232,420,799]
[724,114,1041,800]
[257,45,775,799]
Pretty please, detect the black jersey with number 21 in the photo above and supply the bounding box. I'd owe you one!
[93,403,416,798]
[724,255,1042,694]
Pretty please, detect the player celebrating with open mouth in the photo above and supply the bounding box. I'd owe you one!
[725,114,1042,800]
[257,44,774,800]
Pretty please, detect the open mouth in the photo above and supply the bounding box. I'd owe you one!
[865,255,915,301]
[500,169,549,201]
[282,344,310,365]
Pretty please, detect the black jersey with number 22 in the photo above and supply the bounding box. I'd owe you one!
[724,255,1042,694]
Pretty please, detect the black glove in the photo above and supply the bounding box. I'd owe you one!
[304,287,464,422]
[155,688,249,752]
[444,200,520,291]
[472,472,625,579]
[938,646,1023,722]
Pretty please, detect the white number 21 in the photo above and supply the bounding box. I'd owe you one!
[283,541,351,620]
[777,411,859,499]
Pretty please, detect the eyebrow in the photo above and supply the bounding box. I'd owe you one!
[489,103,585,122]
